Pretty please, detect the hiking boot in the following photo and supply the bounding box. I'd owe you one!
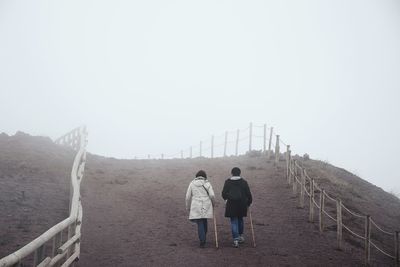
[238,235,245,243]
[233,240,239,248]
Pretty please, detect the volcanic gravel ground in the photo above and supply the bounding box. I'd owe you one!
[78,156,365,266]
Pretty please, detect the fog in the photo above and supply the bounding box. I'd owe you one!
[1,1,399,194]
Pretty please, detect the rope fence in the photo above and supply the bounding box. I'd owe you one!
[285,148,400,266]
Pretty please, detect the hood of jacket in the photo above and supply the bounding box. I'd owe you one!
[192,177,208,187]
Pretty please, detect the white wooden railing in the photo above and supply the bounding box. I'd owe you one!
[0,126,88,267]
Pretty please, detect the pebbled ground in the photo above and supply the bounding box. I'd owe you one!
[78,156,365,267]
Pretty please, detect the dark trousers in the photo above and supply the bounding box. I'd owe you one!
[230,217,244,240]
[192,219,208,243]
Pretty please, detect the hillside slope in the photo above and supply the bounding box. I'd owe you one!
[1,133,399,266]
[0,132,73,257]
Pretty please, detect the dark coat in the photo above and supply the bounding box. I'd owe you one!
[222,177,252,218]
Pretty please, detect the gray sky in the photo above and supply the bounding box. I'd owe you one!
[1,1,399,194]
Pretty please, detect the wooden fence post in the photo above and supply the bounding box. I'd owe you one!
[51,236,56,258]
[200,141,202,157]
[235,129,239,156]
[66,222,75,261]
[190,147,192,159]
[286,145,290,181]
[300,167,305,208]
[211,135,214,158]
[395,231,399,267]
[291,159,295,185]
[293,168,301,195]
[224,131,228,157]
[268,127,273,158]
[287,148,291,184]
[33,245,45,267]
[181,150,183,159]
[292,160,296,190]
[275,135,280,164]
[263,124,267,153]
[161,153,164,160]
[365,215,371,265]
[320,189,325,233]
[309,177,314,223]
[337,199,343,250]
[249,122,253,152]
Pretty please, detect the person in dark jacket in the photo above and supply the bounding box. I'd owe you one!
[222,167,252,248]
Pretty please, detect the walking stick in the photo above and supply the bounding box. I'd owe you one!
[213,210,219,248]
[249,207,256,247]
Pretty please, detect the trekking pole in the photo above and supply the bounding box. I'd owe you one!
[213,210,219,249]
[249,207,256,247]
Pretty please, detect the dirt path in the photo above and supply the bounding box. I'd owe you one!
[78,156,364,266]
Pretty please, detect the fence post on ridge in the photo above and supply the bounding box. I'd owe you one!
[290,157,294,185]
[235,129,239,156]
[190,147,192,159]
[181,150,183,159]
[249,122,253,152]
[268,127,273,158]
[224,131,228,157]
[287,147,291,184]
[337,199,343,250]
[211,135,214,158]
[275,135,280,164]
[395,231,399,267]
[300,167,305,208]
[263,124,267,153]
[292,159,296,185]
[309,177,314,223]
[365,215,371,264]
[320,189,325,233]
[293,165,301,195]
[200,141,202,157]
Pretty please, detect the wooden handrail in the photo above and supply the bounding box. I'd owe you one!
[0,217,74,266]
[0,126,87,267]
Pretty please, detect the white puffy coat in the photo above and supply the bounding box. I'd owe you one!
[185,177,215,220]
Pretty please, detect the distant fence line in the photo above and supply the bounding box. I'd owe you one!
[134,122,283,160]
[0,126,88,267]
[284,145,400,266]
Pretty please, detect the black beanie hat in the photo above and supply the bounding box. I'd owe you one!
[231,167,241,176]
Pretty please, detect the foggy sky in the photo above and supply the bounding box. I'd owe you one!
[1,1,400,194]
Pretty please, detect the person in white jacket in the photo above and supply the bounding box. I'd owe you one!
[185,170,216,248]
